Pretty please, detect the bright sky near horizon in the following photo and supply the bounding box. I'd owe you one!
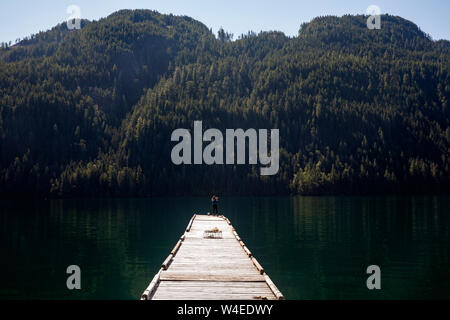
[1,0,449,44]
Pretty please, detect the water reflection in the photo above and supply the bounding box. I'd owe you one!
[0,196,449,299]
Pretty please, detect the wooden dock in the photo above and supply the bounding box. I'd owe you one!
[141,214,284,300]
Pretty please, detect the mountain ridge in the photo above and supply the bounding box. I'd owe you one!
[0,10,449,198]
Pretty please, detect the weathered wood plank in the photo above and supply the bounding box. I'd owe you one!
[243,246,252,257]
[160,272,265,282]
[142,214,283,300]
[172,257,252,262]
[154,290,275,298]
[264,274,284,300]
[169,262,255,267]
[185,214,196,232]
[153,295,274,300]
[170,239,183,255]
[152,285,272,294]
[251,257,264,275]
[159,281,270,288]
[161,254,173,270]
[141,269,161,300]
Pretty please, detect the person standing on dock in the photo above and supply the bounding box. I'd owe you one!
[211,195,219,215]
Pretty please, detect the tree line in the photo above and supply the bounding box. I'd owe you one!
[0,10,449,198]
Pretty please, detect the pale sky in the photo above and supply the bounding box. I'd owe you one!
[1,0,449,44]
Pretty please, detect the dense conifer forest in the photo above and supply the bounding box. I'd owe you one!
[0,10,449,197]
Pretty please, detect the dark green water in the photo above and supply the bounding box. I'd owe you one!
[0,196,449,300]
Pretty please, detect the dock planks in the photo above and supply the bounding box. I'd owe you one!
[141,214,284,300]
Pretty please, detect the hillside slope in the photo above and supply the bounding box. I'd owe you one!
[0,10,449,197]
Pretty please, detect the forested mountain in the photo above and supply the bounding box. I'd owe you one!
[0,10,449,198]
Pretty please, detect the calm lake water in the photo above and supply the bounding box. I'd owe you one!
[0,196,449,300]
